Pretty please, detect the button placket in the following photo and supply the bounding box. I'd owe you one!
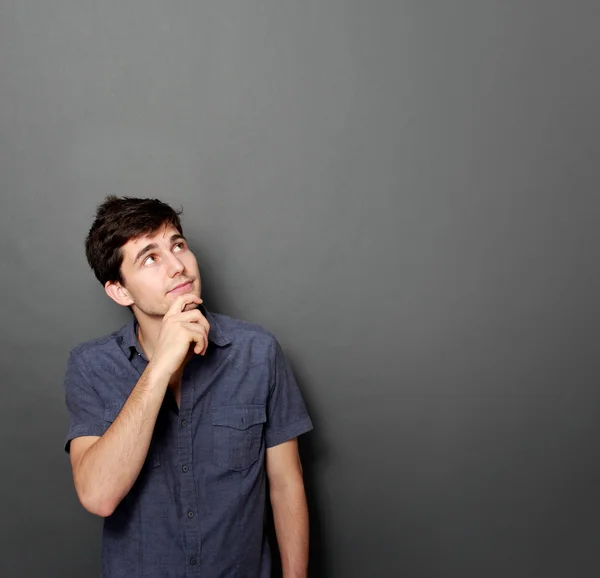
[179,372,201,576]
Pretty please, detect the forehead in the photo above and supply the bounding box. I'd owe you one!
[121,224,181,257]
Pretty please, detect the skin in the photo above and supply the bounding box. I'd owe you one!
[69,223,309,577]
[104,224,206,403]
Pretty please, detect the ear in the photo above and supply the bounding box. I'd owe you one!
[105,280,134,307]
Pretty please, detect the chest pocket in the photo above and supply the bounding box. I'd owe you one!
[103,403,161,469]
[212,405,266,471]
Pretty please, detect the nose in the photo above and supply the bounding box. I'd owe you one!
[165,252,185,277]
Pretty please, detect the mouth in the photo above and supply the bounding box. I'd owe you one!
[167,280,194,295]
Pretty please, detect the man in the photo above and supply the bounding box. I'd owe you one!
[63,195,313,578]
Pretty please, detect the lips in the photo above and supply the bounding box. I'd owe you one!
[167,280,194,295]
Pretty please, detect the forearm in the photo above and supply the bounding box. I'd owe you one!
[74,361,170,515]
[270,478,310,578]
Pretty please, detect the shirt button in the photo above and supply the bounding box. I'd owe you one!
[181,420,187,427]
[187,510,194,518]
[190,558,197,565]
[182,465,189,473]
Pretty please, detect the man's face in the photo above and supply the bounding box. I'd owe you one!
[113,224,202,317]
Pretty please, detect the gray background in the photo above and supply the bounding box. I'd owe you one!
[1,1,599,577]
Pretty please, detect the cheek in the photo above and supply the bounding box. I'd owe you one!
[129,272,164,301]
[185,254,200,274]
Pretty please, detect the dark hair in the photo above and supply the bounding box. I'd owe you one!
[85,195,183,285]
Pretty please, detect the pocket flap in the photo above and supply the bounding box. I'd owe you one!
[212,405,266,430]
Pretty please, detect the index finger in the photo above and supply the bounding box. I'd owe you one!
[167,292,202,316]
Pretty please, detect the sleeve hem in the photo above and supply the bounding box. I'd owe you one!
[265,417,314,448]
[64,423,108,453]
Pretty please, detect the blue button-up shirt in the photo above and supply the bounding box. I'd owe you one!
[63,306,313,578]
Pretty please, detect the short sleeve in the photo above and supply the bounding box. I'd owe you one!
[63,351,110,453]
[264,339,314,448]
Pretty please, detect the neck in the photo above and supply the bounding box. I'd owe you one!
[135,312,163,361]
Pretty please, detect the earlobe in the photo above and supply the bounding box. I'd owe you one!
[105,281,134,307]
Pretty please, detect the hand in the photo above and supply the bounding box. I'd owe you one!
[150,293,209,379]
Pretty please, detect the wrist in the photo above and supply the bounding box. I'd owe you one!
[145,358,173,386]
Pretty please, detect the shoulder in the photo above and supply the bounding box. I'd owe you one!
[210,312,279,368]
[67,325,129,370]
[64,324,138,406]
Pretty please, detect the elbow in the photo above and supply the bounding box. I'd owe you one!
[76,485,118,518]
[71,444,120,517]
[81,493,117,518]
[87,500,116,519]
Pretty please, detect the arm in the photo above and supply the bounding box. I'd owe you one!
[69,293,208,517]
[70,362,170,517]
[266,438,309,578]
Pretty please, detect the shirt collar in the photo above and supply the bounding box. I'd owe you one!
[117,303,231,360]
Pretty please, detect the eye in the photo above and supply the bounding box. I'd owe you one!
[143,254,157,265]
[173,242,185,252]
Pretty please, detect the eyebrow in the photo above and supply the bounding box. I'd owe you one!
[133,243,157,265]
[133,234,187,264]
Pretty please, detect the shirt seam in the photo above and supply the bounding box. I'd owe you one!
[265,416,314,448]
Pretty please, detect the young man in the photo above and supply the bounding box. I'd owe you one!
[63,196,313,578]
